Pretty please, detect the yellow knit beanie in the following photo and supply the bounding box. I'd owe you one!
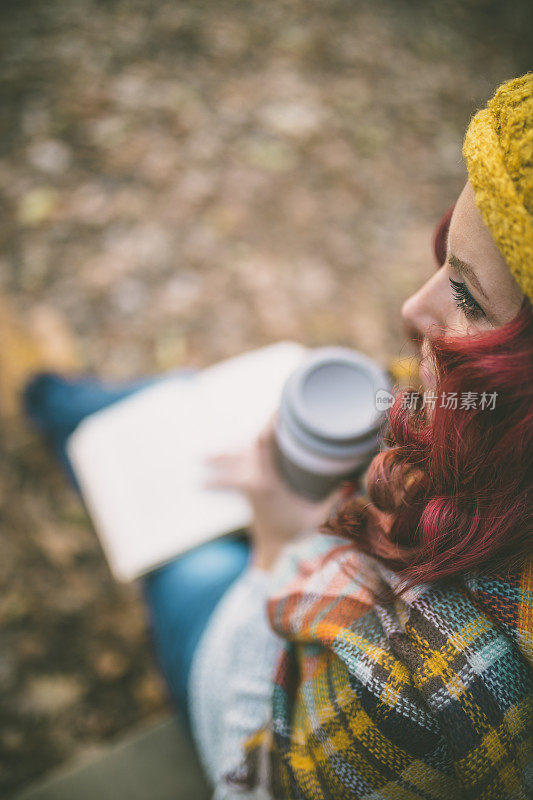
[462,73,533,304]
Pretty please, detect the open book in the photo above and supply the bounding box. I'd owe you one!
[67,342,307,581]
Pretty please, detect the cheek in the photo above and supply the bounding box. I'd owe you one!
[442,308,471,338]
[442,301,492,339]
[419,352,436,389]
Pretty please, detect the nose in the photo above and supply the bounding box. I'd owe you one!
[401,269,445,341]
[401,293,423,342]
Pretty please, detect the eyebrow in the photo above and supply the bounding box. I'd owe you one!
[448,254,488,300]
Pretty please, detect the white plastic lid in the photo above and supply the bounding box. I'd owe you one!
[280,347,391,455]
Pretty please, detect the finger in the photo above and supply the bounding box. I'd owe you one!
[204,451,246,466]
[203,453,258,492]
[203,467,249,491]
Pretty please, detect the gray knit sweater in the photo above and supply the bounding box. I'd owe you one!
[188,566,283,798]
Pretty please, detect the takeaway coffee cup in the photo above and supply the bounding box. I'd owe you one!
[273,347,392,501]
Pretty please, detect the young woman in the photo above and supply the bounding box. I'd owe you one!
[25,74,532,799]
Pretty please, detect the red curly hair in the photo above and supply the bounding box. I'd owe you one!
[322,212,533,587]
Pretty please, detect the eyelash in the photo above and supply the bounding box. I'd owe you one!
[449,278,485,320]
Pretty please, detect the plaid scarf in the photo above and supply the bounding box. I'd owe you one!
[225,535,533,799]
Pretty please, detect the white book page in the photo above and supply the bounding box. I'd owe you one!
[67,342,306,581]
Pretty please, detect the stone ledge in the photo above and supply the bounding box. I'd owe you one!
[12,716,211,800]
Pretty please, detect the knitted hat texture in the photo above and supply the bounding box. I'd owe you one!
[462,73,533,303]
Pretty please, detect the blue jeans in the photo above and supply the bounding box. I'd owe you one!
[144,534,250,724]
[23,371,251,726]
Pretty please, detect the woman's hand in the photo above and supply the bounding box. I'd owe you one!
[203,416,343,571]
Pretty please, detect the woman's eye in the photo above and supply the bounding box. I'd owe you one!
[449,278,485,320]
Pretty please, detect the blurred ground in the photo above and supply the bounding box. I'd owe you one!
[0,0,531,794]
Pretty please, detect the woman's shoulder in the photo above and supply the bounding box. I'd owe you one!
[238,537,532,799]
[266,532,381,643]
[267,532,533,686]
